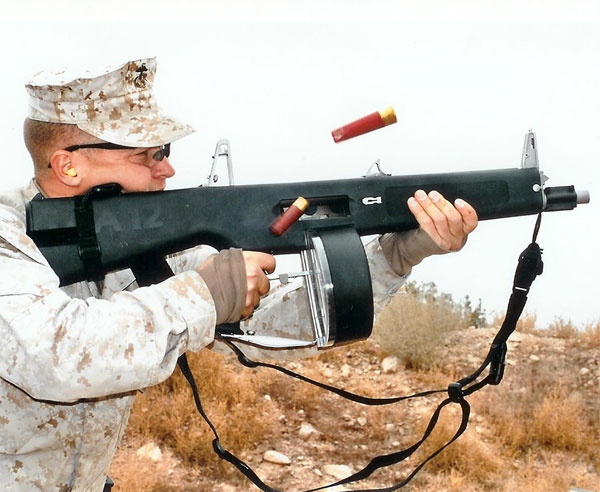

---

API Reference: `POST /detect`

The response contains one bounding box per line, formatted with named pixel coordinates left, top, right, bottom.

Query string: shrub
left=581, top=320, right=600, bottom=348
left=530, top=386, right=588, bottom=451
left=546, top=317, right=579, bottom=339
left=417, top=411, right=502, bottom=486
left=480, top=382, right=593, bottom=456
left=373, top=282, right=476, bottom=370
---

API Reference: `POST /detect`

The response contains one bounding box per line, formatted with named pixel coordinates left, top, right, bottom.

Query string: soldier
left=0, top=57, right=477, bottom=491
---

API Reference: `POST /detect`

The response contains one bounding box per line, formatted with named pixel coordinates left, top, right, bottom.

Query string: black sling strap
left=174, top=214, right=545, bottom=491
left=74, top=184, right=123, bottom=281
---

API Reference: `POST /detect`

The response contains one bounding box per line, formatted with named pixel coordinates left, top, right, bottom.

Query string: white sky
left=1, top=1, right=598, bottom=329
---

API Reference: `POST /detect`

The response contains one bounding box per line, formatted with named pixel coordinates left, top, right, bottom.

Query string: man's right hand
left=241, top=252, right=276, bottom=319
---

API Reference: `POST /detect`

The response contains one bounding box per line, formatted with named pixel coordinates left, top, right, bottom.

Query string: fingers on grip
left=242, top=251, right=276, bottom=318
left=407, top=190, right=478, bottom=252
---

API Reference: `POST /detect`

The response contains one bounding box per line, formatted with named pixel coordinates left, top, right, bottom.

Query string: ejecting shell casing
left=269, top=197, right=309, bottom=237
left=331, top=106, right=397, bottom=143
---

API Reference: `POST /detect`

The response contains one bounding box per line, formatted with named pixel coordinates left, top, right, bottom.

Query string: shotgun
left=25, top=131, right=589, bottom=347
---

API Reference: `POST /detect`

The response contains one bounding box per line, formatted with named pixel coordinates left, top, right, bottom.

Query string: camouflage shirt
left=0, top=180, right=406, bottom=492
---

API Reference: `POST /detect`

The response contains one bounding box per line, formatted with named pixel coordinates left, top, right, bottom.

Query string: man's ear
left=49, top=150, right=82, bottom=187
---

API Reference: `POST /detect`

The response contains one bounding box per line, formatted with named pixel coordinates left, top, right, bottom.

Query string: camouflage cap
left=25, top=57, right=194, bottom=147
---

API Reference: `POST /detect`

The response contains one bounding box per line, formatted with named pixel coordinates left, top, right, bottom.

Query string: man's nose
left=153, top=157, right=175, bottom=179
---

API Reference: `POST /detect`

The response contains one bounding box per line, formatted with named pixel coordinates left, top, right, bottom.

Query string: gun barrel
left=543, top=186, right=591, bottom=212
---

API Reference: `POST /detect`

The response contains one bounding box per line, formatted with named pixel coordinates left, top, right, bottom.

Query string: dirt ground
left=109, top=326, right=600, bottom=492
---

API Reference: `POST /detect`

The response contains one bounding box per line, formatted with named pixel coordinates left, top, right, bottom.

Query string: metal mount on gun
left=206, top=139, right=234, bottom=186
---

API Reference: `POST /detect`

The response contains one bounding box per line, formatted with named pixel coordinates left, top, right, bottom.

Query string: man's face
left=75, top=145, right=175, bottom=192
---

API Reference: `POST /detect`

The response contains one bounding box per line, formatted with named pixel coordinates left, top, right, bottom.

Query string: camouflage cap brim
left=77, top=110, right=195, bottom=147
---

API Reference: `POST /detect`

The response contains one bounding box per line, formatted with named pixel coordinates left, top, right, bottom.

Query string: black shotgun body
left=27, top=167, right=552, bottom=285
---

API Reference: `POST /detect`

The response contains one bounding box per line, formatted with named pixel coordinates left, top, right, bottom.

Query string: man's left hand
left=379, top=189, right=478, bottom=276
left=407, top=189, right=478, bottom=251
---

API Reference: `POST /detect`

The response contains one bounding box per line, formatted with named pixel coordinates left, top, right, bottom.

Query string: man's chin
left=120, top=183, right=166, bottom=193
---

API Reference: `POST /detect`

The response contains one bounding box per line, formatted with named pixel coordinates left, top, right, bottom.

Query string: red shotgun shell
left=331, top=106, right=397, bottom=143
left=269, top=197, right=309, bottom=236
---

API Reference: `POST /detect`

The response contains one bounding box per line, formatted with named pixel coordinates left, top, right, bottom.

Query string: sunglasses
left=48, top=143, right=171, bottom=168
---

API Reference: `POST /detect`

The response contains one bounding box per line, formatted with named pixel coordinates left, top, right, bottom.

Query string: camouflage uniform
left=0, top=178, right=406, bottom=491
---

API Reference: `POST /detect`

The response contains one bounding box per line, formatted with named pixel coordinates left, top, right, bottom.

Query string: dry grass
left=516, top=312, right=538, bottom=333
left=499, top=311, right=600, bottom=348
left=416, top=410, right=503, bottom=486
left=500, top=451, right=599, bottom=492
left=580, top=321, right=600, bottom=349
left=544, top=317, right=600, bottom=348
left=546, top=316, right=580, bottom=339
left=109, top=447, right=193, bottom=492
left=492, top=311, right=539, bottom=333
left=478, top=378, right=598, bottom=466
left=497, top=311, right=600, bottom=350
left=575, top=320, right=600, bottom=349
left=125, top=349, right=280, bottom=475
left=531, top=387, right=590, bottom=451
